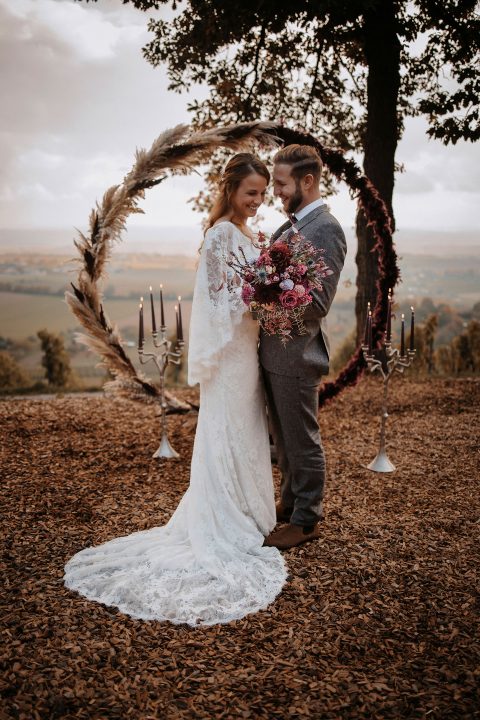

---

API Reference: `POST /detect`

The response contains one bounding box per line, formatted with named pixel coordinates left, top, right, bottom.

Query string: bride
left=64, top=153, right=287, bottom=626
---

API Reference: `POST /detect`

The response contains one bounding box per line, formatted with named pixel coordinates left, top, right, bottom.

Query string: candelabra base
left=366, top=448, right=396, bottom=473
left=152, top=433, right=180, bottom=459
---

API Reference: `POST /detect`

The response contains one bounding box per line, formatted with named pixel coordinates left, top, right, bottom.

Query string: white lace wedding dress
left=64, top=221, right=287, bottom=626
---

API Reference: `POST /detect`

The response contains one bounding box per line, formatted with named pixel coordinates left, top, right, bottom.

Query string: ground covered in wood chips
left=1, top=378, right=479, bottom=720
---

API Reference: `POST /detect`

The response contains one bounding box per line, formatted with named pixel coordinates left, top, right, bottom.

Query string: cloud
left=394, top=190, right=480, bottom=231
left=0, top=0, right=146, bottom=62
left=0, top=0, right=204, bottom=229
left=18, top=148, right=65, bottom=171
left=395, top=169, right=435, bottom=194
left=0, top=0, right=477, bottom=238
left=396, top=117, right=480, bottom=194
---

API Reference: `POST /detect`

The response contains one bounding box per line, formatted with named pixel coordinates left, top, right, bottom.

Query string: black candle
left=138, top=299, right=144, bottom=348
left=363, top=301, right=371, bottom=346
left=177, top=295, right=184, bottom=341
left=400, top=313, right=405, bottom=356
left=175, top=304, right=179, bottom=341
left=160, top=284, right=165, bottom=328
left=386, top=290, right=392, bottom=343
left=149, top=286, right=156, bottom=333
left=410, top=306, right=415, bottom=351
left=368, top=311, right=373, bottom=353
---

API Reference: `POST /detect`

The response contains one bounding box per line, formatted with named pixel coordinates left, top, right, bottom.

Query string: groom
left=261, top=144, right=347, bottom=550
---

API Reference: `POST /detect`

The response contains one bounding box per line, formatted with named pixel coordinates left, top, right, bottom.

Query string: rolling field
left=0, top=252, right=197, bottom=299
left=0, top=292, right=193, bottom=342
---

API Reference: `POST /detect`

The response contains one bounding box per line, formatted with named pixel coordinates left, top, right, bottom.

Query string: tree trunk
left=355, top=1, right=401, bottom=343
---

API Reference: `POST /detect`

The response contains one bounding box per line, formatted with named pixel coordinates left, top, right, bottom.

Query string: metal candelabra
left=138, top=326, right=184, bottom=459
left=361, top=341, right=416, bottom=472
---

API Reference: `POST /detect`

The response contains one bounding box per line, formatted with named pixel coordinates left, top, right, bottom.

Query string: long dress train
left=64, top=221, right=287, bottom=626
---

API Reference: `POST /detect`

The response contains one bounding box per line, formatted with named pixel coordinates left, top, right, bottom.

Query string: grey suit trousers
left=262, top=368, right=325, bottom=526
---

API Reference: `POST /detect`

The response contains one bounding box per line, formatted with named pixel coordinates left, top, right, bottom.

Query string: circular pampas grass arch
left=66, top=121, right=399, bottom=407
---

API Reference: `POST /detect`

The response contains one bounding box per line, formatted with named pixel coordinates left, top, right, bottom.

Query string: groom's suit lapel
left=294, top=204, right=329, bottom=235
left=274, top=205, right=329, bottom=244
left=272, top=220, right=291, bottom=241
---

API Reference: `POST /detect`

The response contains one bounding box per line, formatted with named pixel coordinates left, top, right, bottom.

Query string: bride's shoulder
left=205, top=220, right=239, bottom=244
left=210, top=219, right=236, bottom=233
left=201, top=221, right=238, bottom=257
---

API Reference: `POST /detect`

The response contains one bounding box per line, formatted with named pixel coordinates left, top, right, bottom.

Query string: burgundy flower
left=255, top=250, right=271, bottom=268
left=241, top=283, right=255, bottom=304
left=279, top=289, right=300, bottom=309
left=269, top=242, right=292, bottom=272
left=254, top=283, right=279, bottom=304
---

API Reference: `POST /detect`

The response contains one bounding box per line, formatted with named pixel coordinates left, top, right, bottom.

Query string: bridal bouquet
left=228, top=230, right=333, bottom=344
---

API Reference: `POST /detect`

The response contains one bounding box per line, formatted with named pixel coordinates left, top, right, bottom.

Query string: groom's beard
left=286, top=183, right=304, bottom=215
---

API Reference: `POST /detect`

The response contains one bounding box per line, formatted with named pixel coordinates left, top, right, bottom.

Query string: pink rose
left=300, top=292, right=313, bottom=305
left=241, top=283, right=255, bottom=304
left=297, top=263, right=307, bottom=275
left=294, top=284, right=306, bottom=296
left=279, top=290, right=300, bottom=309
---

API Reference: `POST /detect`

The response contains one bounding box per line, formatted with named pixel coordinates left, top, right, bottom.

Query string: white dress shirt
left=292, top=198, right=326, bottom=223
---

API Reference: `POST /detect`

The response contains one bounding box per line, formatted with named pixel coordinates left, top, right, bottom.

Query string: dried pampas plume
left=65, top=122, right=282, bottom=405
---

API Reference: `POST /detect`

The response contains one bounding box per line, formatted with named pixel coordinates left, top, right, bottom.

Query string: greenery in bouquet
left=228, top=230, right=332, bottom=344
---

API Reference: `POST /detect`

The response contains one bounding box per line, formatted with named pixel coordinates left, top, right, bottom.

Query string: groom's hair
left=273, top=145, right=323, bottom=184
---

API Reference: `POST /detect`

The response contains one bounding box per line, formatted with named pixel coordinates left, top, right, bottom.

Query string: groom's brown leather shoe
left=264, top=523, right=321, bottom=550
left=276, top=501, right=293, bottom=524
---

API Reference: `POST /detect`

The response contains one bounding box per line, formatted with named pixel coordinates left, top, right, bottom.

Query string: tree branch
left=243, top=22, right=267, bottom=116
left=339, top=58, right=363, bottom=99
left=303, top=40, right=323, bottom=120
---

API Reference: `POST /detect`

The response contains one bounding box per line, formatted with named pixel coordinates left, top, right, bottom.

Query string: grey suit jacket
left=259, top=204, right=347, bottom=379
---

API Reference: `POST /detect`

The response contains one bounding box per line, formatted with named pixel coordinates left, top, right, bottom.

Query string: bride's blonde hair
left=205, top=153, right=270, bottom=233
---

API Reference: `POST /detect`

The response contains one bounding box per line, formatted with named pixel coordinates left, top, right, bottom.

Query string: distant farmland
left=0, top=292, right=193, bottom=341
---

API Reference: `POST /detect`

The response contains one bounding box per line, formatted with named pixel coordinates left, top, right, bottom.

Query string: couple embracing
left=64, top=144, right=347, bottom=627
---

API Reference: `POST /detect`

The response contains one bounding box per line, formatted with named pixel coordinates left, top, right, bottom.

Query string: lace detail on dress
left=64, top=221, right=287, bottom=626
left=188, top=222, right=249, bottom=386
left=205, top=227, right=242, bottom=303
left=206, top=233, right=226, bottom=303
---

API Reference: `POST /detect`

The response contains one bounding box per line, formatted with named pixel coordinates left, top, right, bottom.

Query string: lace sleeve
left=187, top=223, right=245, bottom=385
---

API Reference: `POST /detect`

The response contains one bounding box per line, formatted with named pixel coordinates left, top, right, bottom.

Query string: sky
left=0, top=0, right=478, bottom=255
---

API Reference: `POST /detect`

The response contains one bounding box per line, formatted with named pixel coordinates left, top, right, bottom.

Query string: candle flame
left=178, top=295, right=182, bottom=302
left=411, top=306, right=414, bottom=312
left=174, top=304, right=178, bottom=311
left=149, top=285, right=153, bottom=292
left=401, top=313, right=405, bottom=320
left=140, top=296, right=144, bottom=302
left=139, top=303, right=142, bottom=309
left=160, top=283, right=163, bottom=289
left=368, top=310, right=372, bottom=317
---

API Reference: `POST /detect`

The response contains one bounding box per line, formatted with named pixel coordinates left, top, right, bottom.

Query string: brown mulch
left=0, top=378, right=479, bottom=720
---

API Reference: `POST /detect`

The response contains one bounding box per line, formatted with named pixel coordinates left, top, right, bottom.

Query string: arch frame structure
left=66, top=121, right=399, bottom=407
